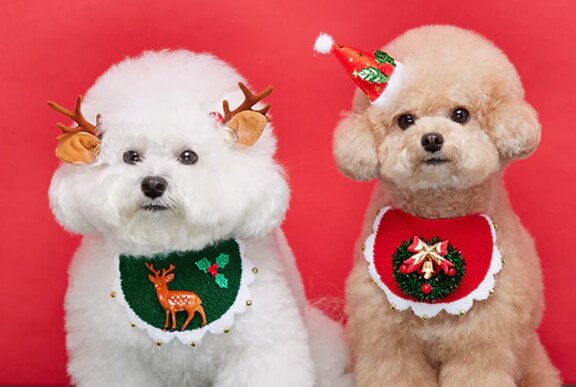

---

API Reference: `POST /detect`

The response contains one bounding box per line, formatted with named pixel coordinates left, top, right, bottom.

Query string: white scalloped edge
left=364, top=206, right=502, bottom=318
left=113, top=239, right=255, bottom=345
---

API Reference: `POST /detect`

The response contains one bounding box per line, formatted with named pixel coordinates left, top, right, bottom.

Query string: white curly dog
left=48, top=50, right=351, bottom=387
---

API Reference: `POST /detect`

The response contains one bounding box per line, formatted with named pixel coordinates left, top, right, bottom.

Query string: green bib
left=112, top=239, right=256, bottom=346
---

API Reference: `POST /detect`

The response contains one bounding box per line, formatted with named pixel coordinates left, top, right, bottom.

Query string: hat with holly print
left=313, top=33, right=404, bottom=106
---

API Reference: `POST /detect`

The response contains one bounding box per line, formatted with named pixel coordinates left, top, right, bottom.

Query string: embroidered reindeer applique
left=145, top=263, right=207, bottom=331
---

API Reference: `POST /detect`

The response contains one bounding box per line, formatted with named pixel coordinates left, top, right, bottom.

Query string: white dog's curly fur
left=49, top=50, right=351, bottom=387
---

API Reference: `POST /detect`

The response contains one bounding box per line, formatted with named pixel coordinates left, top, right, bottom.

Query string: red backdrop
left=1, top=0, right=574, bottom=384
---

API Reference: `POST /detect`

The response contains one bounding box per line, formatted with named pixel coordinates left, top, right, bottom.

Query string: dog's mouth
left=422, top=157, right=451, bottom=166
left=141, top=204, right=170, bottom=212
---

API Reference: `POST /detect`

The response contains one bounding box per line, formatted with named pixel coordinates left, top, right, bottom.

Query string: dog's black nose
left=141, top=176, right=167, bottom=199
left=421, top=133, right=444, bottom=153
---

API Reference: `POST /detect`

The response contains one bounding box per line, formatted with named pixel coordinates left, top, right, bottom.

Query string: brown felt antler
left=48, top=96, right=101, bottom=165
left=222, top=82, right=272, bottom=123
left=48, top=96, right=100, bottom=135
left=222, top=82, right=273, bottom=148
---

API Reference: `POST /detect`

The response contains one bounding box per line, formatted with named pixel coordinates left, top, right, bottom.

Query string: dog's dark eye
left=450, top=107, right=470, bottom=124
left=123, top=150, right=142, bottom=165
left=178, top=150, right=199, bottom=165
left=397, top=114, right=417, bottom=130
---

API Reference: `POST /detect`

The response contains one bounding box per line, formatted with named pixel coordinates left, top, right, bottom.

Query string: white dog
left=48, top=50, right=351, bottom=387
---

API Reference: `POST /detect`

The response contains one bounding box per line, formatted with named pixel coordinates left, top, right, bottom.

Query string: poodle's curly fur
left=334, top=25, right=561, bottom=386
left=49, top=50, right=351, bottom=387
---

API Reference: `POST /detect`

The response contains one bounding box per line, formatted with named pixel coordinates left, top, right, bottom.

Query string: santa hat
left=313, top=33, right=404, bottom=106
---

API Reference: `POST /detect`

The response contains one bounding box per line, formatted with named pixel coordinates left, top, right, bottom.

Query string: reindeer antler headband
left=48, top=83, right=274, bottom=164
left=48, top=96, right=101, bottom=165
left=217, top=82, right=273, bottom=148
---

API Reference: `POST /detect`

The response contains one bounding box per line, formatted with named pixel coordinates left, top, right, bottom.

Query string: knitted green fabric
left=119, top=239, right=242, bottom=331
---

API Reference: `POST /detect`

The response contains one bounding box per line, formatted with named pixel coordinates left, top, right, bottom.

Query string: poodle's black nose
left=421, top=133, right=444, bottom=153
left=141, top=176, right=168, bottom=199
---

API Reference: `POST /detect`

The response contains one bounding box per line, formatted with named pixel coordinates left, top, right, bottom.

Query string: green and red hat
left=313, top=33, right=404, bottom=106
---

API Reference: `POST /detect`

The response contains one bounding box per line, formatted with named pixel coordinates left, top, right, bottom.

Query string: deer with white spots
left=145, top=263, right=207, bottom=331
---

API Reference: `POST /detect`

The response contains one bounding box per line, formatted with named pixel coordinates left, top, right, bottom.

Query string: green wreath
left=392, top=237, right=466, bottom=302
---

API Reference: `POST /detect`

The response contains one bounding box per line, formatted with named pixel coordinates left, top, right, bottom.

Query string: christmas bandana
left=364, top=207, right=502, bottom=318
left=112, top=239, right=255, bottom=346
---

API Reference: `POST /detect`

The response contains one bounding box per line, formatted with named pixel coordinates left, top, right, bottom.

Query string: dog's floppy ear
left=487, top=98, right=541, bottom=160
left=333, top=90, right=379, bottom=180
left=49, top=165, right=99, bottom=234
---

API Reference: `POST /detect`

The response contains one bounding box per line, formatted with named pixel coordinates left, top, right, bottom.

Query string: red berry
left=207, top=263, right=219, bottom=277
left=421, top=283, right=432, bottom=294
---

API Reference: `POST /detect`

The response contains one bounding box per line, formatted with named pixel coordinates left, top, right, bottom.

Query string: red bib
left=364, top=206, right=502, bottom=318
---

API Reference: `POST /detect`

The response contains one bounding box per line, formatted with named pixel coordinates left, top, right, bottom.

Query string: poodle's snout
left=141, top=176, right=168, bottom=199
left=421, top=133, right=444, bottom=153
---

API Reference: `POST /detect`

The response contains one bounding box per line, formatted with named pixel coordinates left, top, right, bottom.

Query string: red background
left=1, top=0, right=574, bottom=385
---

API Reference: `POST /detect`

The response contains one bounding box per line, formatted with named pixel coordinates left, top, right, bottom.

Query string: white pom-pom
left=314, top=33, right=334, bottom=54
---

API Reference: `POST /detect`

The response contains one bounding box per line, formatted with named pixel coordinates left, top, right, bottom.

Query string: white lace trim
left=364, top=206, right=502, bottom=318
left=113, top=239, right=255, bottom=345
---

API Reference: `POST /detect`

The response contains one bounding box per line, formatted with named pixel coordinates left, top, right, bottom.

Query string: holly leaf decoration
left=374, top=50, right=396, bottom=66
left=216, top=253, right=230, bottom=269
left=195, top=258, right=211, bottom=273
left=215, top=274, right=229, bottom=289
left=357, top=67, right=389, bottom=84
